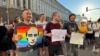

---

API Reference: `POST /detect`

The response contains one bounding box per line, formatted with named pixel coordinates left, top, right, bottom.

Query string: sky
left=58, top=0, right=100, bottom=21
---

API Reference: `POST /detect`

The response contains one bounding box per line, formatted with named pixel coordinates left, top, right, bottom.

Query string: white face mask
left=26, top=27, right=38, bottom=45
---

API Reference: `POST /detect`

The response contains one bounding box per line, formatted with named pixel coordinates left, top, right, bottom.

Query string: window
left=13, top=0, right=15, bottom=6
left=23, top=0, right=26, bottom=9
left=2, top=0, right=6, bottom=6
left=17, top=0, right=20, bottom=8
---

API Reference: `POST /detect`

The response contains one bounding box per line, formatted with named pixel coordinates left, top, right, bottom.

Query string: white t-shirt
left=93, top=23, right=100, bottom=37
left=35, top=21, right=47, bottom=29
left=87, top=24, right=93, bottom=33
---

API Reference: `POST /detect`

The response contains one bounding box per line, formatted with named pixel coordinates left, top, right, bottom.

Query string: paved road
left=61, top=42, right=100, bottom=56
left=78, top=49, right=100, bottom=56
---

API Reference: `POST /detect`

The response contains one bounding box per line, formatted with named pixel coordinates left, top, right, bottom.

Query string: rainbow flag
left=16, top=25, right=43, bottom=48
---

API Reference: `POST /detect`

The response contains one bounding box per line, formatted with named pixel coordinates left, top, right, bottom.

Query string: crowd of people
left=0, top=9, right=100, bottom=56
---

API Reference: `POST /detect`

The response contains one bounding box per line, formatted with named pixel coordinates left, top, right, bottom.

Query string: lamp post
left=6, top=0, right=10, bottom=25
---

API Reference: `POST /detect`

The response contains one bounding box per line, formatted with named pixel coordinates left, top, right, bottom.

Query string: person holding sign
left=44, top=12, right=63, bottom=56
left=12, top=9, right=39, bottom=56
left=63, top=13, right=79, bottom=56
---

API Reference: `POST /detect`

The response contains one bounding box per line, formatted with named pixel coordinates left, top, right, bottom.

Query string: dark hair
left=13, top=16, right=19, bottom=24
left=88, top=20, right=91, bottom=22
left=14, top=19, right=18, bottom=24
left=98, top=18, right=100, bottom=22
left=69, top=13, right=76, bottom=19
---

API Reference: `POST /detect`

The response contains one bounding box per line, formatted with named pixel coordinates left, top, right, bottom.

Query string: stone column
left=14, top=0, right=17, bottom=8
left=25, top=0, right=28, bottom=9
left=20, top=0, right=23, bottom=9
left=30, top=0, right=33, bottom=11
left=9, top=0, right=14, bottom=7
left=0, top=0, right=2, bottom=6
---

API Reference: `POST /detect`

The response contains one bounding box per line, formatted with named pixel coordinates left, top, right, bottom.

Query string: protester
left=86, top=21, right=95, bottom=45
left=7, top=22, right=16, bottom=56
left=12, top=9, right=38, bottom=56
left=78, top=21, right=88, bottom=49
left=35, top=14, right=48, bottom=56
left=35, top=14, right=47, bottom=29
left=44, top=12, right=63, bottom=56
left=63, top=13, right=79, bottom=56
left=0, top=26, right=8, bottom=56
left=92, top=18, right=100, bottom=54
left=0, top=17, right=4, bottom=26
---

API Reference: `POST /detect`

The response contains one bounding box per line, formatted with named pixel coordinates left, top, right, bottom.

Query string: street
left=78, top=49, right=99, bottom=56
left=61, top=42, right=100, bottom=56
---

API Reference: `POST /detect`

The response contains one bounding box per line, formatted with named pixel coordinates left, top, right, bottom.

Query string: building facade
left=0, top=0, right=71, bottom=22
left=76, top=15, right=81, bottom=23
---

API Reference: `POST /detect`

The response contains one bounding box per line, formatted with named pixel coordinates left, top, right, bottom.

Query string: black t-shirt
left=63, top=22, right=78, bottom=42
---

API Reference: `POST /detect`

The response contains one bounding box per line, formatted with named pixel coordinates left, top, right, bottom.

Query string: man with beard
left=12, top=9, right=38, bottom=56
